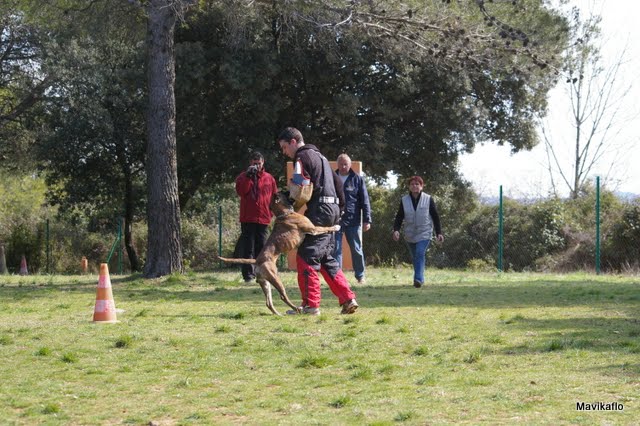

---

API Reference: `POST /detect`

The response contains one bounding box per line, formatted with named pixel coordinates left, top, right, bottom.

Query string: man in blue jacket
left=334, top=154, right=372, bottom=284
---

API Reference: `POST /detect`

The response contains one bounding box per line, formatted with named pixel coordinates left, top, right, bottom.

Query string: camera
left=246, top=164, right=259, bottom=177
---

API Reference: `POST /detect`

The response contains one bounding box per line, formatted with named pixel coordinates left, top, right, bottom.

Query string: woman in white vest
left=392, top=176, right=444, bottom=287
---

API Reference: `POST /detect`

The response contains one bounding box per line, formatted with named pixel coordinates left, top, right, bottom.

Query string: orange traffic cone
left=19, top=255, right=28, bottom=275
left=93, top=263, right=117, bottom=323
left=81, top=256, right=88, bottom=274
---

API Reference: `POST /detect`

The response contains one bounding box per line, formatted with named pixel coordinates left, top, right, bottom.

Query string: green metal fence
left=3, top=177, right=638, bottom=275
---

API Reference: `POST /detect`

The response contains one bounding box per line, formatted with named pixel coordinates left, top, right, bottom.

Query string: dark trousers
left=239, top=222, right=269, bottom=280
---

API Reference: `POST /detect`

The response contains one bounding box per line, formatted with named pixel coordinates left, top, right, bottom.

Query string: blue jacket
left=336, top=168, right=372, bottom=227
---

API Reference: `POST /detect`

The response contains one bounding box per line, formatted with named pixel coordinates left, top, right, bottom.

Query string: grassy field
left=0, top=268, right=638, bottom=425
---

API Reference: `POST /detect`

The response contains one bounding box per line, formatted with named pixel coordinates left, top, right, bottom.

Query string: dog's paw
left=333, top=225, right=341, bottom=232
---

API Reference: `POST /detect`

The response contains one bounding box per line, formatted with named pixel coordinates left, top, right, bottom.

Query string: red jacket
left=235, top=169, right=277, bottom=225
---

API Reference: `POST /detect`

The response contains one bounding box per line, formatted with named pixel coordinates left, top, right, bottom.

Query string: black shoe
left=413, top=280, right=423, bottom=288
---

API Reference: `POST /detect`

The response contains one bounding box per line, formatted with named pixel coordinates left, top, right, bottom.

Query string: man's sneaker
left=340, top=299, right=359, bottom=314
left=356, top=277, right=366, bottom=285
left=302, top=306, right=320, bottom=315
left=286, top=306, right=320, bottom=316
left=413, top=280, right=423, bottom=288
left=244, top=276, right=255, bottom=283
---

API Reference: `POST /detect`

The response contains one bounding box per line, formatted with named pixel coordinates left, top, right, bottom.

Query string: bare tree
left=540, top=8, right=634, bottom=199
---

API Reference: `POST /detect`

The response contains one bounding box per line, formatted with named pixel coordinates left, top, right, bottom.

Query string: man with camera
left=234, top=151, right=278, bottom=282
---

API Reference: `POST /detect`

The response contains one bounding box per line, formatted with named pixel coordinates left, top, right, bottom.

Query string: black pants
left=239, top=222, right=269, bottom=280
left=297, top=232, right=340, bottom=277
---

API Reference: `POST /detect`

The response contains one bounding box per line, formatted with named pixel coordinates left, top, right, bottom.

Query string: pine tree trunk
left=143, top=0, right=183, bottom=278
left=0, top=244, right=7, bottom=274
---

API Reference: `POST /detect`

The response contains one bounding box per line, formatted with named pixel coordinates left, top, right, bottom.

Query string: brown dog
left=218, top=191, right=340, bottom=315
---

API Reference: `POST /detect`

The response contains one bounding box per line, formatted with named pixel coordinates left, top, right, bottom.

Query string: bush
left=2, top=170, right=636, bottom=275
left=603, top=201, right=640, bottom=271
left=5, top=223, right=44, bottom=273
left=466, top=258, right=496, bottom=272
left=181, top=218, right=218, bottom=271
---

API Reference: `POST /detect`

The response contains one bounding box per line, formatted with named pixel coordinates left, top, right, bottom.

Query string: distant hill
left=616, top=192, right=639, bottom=202
left=479, top=192, right=639, bottom=205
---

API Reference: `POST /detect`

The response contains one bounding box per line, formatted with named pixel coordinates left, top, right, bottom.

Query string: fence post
left=106, top=219, right=122, bottom=267
left=218, top=205, right=222, bottom=268
left=118, top=217, right=124, bottom=275
left=46, top=219, right=50, bottom=274
left=498, top=185, right=503, bottom=272
left=595, top=176, right=601, bottom=275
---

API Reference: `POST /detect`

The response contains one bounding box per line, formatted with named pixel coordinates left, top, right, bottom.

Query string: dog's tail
left=217, top=256, right=257, bottom=265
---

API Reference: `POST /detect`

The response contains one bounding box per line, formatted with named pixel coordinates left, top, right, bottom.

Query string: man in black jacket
left=277, top=127, right=358, bottom=315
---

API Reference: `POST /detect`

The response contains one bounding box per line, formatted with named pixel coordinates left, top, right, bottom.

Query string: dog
left=218, top=191, right=340, bottom=315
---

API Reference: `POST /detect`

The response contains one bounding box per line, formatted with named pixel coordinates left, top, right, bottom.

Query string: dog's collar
left=276, top=209, right=293, bottom=219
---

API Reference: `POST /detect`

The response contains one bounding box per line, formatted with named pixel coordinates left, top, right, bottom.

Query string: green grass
left=0, top=269, right=638, bottom=424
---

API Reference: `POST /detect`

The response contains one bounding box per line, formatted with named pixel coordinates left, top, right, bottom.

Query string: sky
left=458, top=0, right=640, bottom=198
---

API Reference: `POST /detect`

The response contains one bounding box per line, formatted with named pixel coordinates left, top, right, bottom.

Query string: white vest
left=401, top=193, right=432, bottom=243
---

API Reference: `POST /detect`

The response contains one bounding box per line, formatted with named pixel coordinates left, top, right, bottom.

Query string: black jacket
left=295, top=144, right=345, bottom=226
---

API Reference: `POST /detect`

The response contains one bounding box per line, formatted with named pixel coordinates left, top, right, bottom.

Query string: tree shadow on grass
left=2, top=276, right=638, bottom=309
left=2, top=275, right=638, bottom=357
left=497, top=316, right=640, bottom=355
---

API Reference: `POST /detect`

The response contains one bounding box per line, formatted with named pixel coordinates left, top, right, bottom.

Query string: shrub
left=181, top=218, right=218, bottom=271
left=603, top=201, right=640, bottom=271
left=466, top=258, right=495, bottom=272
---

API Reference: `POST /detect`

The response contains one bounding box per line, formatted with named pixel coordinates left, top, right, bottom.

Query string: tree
left=39, top=24, right=147, bottom=271
left=150, top=0, right=566, bottom=277
left=124, top=0, right=196, bottom=277
left=540, top=8, right=634, bottom=199
left=172, top=1, right=567, bottom=196
left=4, top=0, right=568, bottom=278
left=0, top=4, right=50, bottom=171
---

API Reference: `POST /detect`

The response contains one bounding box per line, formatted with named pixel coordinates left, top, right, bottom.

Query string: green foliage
left=442, top=204, right=499, bottom=269
left=60, top=352, right=78, bottom=363
left=501, top=198, right=566, bottom=270
left=466, top=258, right=496, bottom=273
left=41, top=403, right=61, bottom=415
left=603, top=201, right=640, bottom=271
left=173, top=2, right=567, bottom=200
left=0, top=7, right=50, bottom=172
left=5, top=223, right=43, bottom=273
left=0, top=172, right=52, bottom=272
left=181, top=218, right=218, bottom=271
left=39, top=24, right=147, bottom=218
left=297, top=355, right=331, bottom=369
left=364, top=183, right=405, bottom=266
left=1, top=2, right=636, bottom=276
left=0, top=173, right=49, bottom=236
left=329, top=394, right=352, bottom=408
left=114, top=335, right=134, bottom=349
left=35, top=347, right=51, bottom=356
left=2, top=168, right=637, bottom=274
